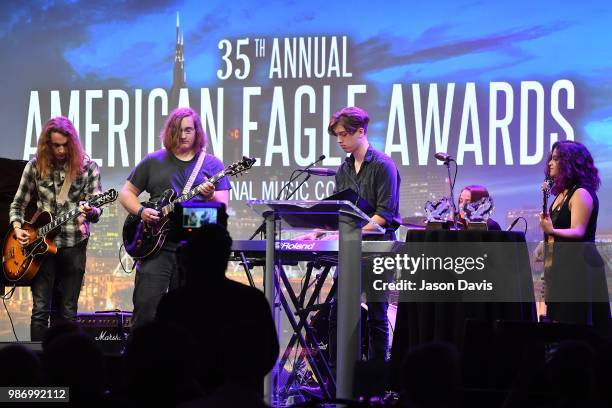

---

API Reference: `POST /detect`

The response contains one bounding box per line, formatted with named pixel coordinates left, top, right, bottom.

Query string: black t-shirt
left=127, top=149, right=231, bottom=200
left=127, top=149, right=231, bottom=245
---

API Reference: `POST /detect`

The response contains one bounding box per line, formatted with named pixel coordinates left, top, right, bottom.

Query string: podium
left=247, top=200, right=384, bottom=403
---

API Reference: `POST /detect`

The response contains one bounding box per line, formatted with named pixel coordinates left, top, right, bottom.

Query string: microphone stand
left=248, top=159, right=322, bottom=240
left=242, top=164, right=317, bottom=286
left=444, top=158, right=459, bottom=230
left=284, top=172, right=311, bottom=200
left=247, top=170, right=305, bottom=240
left=242, top=173, right=304, bottom=286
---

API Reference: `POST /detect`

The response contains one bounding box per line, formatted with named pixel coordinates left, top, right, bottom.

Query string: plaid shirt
left=9, top=157, right=102, bottom=248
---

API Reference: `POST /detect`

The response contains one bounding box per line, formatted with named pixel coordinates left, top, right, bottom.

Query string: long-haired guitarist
left=119, top=107, right=230, bottom=329
left=8, top=116, right=103, bottom=341
left=538, top=140, right=610, bottom=330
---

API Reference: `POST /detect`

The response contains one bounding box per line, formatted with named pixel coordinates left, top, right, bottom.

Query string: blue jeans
left=30, top=239, right=87, bottom=341
left=131, top=247, right=181, bottom=330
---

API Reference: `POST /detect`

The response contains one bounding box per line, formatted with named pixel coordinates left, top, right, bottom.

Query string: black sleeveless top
left=550, top=185, right=598, bottom=242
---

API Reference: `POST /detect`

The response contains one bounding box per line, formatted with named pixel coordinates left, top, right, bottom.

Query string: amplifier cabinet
left=76, top=311, right=132, bottom=354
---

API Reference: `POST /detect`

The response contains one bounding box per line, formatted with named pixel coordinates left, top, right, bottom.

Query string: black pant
left=329, top=233, right=396, bottom=371
left=329, top=299, right=390, bottom=361
left=30, top=239, right=87, bottom=341
left=131, top=247, right=181, bottom=330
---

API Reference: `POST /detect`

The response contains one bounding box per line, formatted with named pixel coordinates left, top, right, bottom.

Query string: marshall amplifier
left=77, top=311, right=132, bottom=354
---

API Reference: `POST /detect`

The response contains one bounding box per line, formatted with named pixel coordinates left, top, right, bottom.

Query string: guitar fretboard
left=37, top=206, right=84, bottom=236
left=35, top=192, right=113, bottom=236
left=542, top=178, right=553, bottom=242
left=160, top=171, right=227, bottom=215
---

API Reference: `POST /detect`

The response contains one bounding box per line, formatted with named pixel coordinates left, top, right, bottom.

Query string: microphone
left=304, top=167, right=337, bottom=176
left=506, top=216, right=527, bottom=235
left=434, top=152, right=453, bottom=162
left=279, top=155, right=326, bottom=200
left=506, top=218, right=520, bottom=231
left=435, top=151, right=458, bottom=229
left=304, top=155, right=326, bottom=170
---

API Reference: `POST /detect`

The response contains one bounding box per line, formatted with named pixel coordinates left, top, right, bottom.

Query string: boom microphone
left=434, top=152, right=453, bottom=162
left=306, top=155, right=326, bottom=170
left=304, top=167, right=337, bottom=176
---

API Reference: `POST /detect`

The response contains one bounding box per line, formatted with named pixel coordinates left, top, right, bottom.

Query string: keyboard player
left=309, top=106, right=402, bottom=370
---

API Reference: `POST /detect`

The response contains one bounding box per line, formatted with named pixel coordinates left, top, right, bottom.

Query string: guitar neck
left=543, top=192, right=549, bottom=241
left=38, top=206, right=83, bottom=237
left=160, top=170, right=226, bottom=214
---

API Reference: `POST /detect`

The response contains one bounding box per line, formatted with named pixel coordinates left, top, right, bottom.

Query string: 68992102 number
left=1, top=387, right=69, bottom=402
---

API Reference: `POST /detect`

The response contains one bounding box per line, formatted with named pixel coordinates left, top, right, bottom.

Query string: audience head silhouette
left=126, top=321, right=201, bottom=406
left=178, top=223, right=232, bottom=283
left=401, top=342, right=460, bottom=408
left=0, top=344, right=42, bottom=386
left=43, top=332, right=106, bottom=405
left=547, top=340, right=595, bottom=403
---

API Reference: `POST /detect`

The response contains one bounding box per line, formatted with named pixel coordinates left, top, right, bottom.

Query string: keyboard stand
left=248, top=200, right=384, bottom=403
left=238, top=252, right=337, bottom=398
left=276, top=260, right=337, bottom=399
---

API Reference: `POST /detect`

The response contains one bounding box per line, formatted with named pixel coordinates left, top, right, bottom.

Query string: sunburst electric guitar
left=2, top=189, right=118, bottom=283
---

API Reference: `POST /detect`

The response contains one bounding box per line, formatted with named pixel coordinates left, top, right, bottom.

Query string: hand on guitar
left=79, top=201, right=101, bottom=219
left=197, top=180, right=215, bottom=200
left=533, top=241, right=544, bottom=262
left=539, top=212, right=554, bottom=235
left=14, top=227, right=30, bottom=246
left=141, top=208, right=161, bottom=225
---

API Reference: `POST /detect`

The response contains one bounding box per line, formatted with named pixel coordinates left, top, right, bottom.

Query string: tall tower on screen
left=169, top=11, right=186, bottom=107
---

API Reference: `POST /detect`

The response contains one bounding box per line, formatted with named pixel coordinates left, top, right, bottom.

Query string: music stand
left=248, top=199, right=383, bottom=402
left=324, top=188, right=374, bottom=215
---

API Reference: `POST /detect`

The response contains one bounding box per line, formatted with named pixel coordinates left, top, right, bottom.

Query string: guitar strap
left=550, top=184, right=578, bottom=225
left=56, top=168, right=74, bottom=206
left=182, top=150, right=206, bottom=195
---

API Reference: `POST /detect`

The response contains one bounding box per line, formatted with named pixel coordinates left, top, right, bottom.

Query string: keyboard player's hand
left=320, top=232, right=338, bottom=241
left=295, top=229, right=327, bottom=240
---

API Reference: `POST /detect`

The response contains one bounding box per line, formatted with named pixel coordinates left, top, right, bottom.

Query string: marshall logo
left=276, top=241, right=316, bottom=251
left=95, top=331, right=122, bottom=341
left=78, top=312, right=131, bottom=353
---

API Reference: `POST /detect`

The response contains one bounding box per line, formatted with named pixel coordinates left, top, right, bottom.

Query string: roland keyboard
left=231, top=239, right=403, bottom=263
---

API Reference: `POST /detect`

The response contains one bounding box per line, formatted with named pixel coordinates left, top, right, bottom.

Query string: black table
left=388, top=229, right=537, bottom=389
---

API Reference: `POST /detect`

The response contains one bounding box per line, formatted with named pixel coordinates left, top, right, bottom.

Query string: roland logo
left=276, top=241, right=316, bottom=251
left=95, top=331, right=122, bottom=341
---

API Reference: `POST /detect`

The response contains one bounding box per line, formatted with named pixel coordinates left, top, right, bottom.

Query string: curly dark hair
left=545, top=140, right=600, bottom=195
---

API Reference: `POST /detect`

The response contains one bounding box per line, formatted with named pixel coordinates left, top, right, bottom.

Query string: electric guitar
left=541, top=177, right=554, bottom=301
left=122, top=156, right=256, bottom=260
left=2, top=189, right=119, bottom=283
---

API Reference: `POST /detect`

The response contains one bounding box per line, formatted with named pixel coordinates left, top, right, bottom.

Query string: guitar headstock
left=225, top=156, right=257, bottom=177
left=541, top=177, right=553, bottom=215
left=89, top=189, right=119, bottom=208
left=541, top=177, right=553, bottom=197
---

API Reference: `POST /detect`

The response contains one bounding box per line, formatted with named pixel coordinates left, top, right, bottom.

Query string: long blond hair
left=35, top=117, right=85, bottom=180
